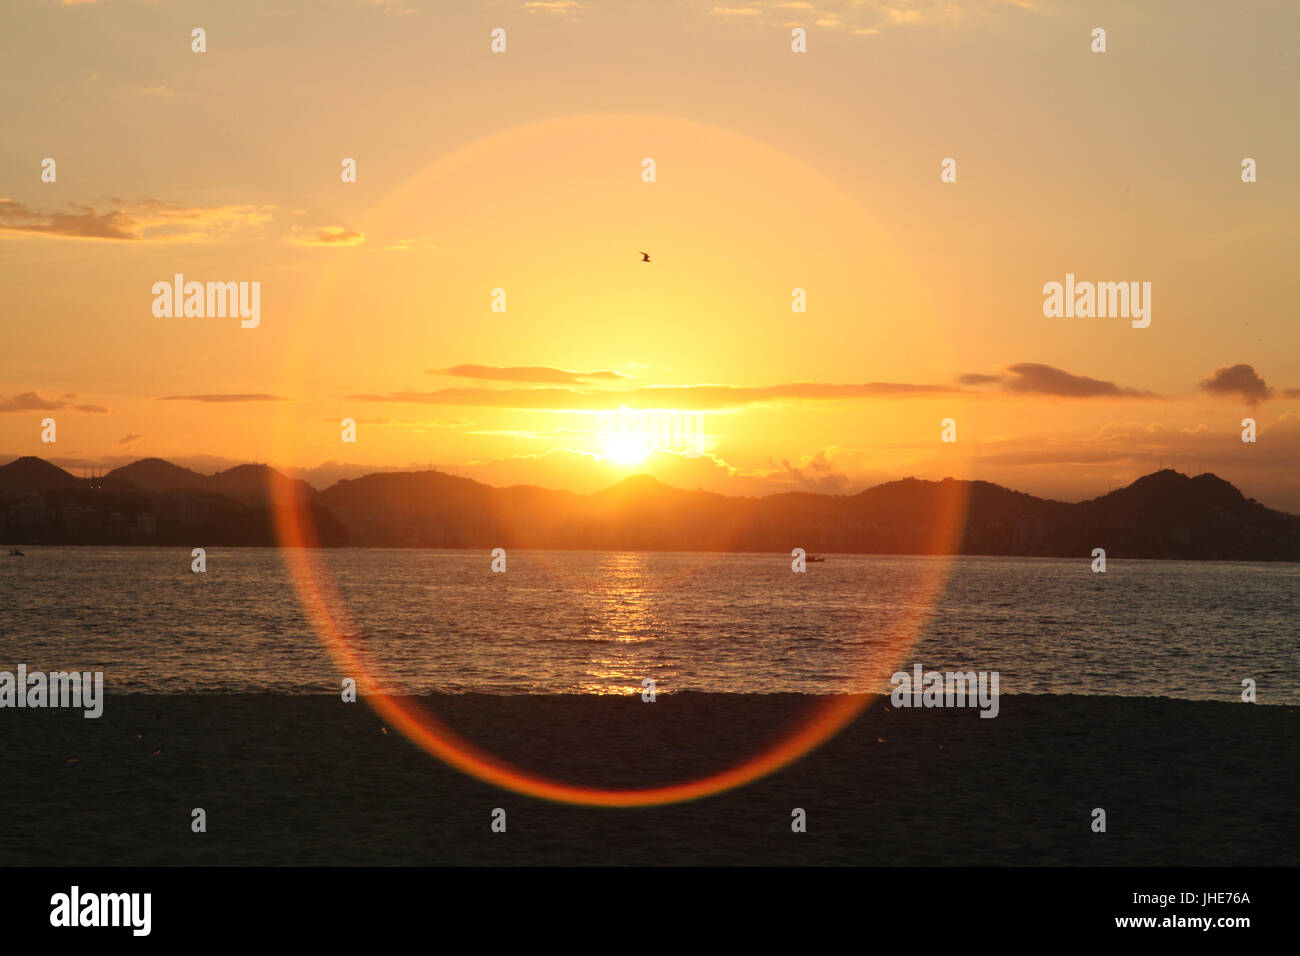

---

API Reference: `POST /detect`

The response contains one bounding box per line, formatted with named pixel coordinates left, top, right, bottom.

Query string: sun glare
left=601, top=432, right=652, bottom=466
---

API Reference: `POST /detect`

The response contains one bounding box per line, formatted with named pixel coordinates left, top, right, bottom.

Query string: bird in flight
left=638, top=251, right=651, bottom=262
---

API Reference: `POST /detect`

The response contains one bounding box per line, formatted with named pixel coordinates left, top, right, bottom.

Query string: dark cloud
left=0, top=391, right=109, bottom=413
left=1000, top=363, right=1156, bottom=398
left=1198, top=364, right=1276, bottom=405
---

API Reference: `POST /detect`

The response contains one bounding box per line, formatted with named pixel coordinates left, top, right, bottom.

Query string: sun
left=601, top=432, right=652, bottom=466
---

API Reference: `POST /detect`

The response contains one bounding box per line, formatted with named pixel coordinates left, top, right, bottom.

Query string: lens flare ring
left=271, top=113, right=971, bottom=807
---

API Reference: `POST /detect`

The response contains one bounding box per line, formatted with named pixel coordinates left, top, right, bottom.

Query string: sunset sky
left=2, top=0, right=1297, bottom=508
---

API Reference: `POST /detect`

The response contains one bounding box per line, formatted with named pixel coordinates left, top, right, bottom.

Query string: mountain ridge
left=1, top=457, right=1297, bottom=559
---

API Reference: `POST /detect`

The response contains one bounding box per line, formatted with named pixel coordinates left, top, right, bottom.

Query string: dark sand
left=1, top=693, right=1293, bottom=865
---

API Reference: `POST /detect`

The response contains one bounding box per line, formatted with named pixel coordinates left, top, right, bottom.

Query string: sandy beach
left=0, top=693, right=1293, bottom=866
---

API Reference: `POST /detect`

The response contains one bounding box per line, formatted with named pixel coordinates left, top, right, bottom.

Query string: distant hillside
left=106, top=457, right=209, bottom=493
left=2, top=456, right=343, bottom=546
left=106, top=458, right=316, bottom=508
left=3, top=457, right=1299, bottom=559
left=321, top=465, right=1300, bottom=560
left=0, top=456, right=81, bottom=494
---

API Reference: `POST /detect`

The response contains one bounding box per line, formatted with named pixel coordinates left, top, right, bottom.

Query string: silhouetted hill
left=318, top=464, right=1299, bottom=559
left=4, top=457, right=1298, bottom=559
left=106, top=458, right=315, bottom=508
left=207, top=464, right=316, bottom=508
left=107, top=457, right=209, bottom=493
left=0, top=456, right=80, bottom=494
left=2, top=456, right=344, bottom=547
left=1069, top=469, right=1297, bottom=560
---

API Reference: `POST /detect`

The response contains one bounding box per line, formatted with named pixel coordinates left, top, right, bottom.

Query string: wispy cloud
left=381, top=235, right=438, bottom=252
left=429, top=364, right=632, bottom=385
left=0, top=198, right=274, bottom=243
left=523, top=0, right=585, bottom=13
left=350, top=380, right=960, bottom=411
left=157, top=394, right=291, bottom=403
left=961, top=363, right=1158, bottom=399
left=707, top=0, right=1040, bottom=34
left=315, top=417, right=472, bottom=428
left=288, top=226, right=365, bottom=247
left=0, top=391, right=107, bottom=413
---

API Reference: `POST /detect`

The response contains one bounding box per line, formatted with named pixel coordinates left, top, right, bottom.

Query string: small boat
left=8, top=548, right=24, bottom=556
left=806, top=554, right=825, bottom=563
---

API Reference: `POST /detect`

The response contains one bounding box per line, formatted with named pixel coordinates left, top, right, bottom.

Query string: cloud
left=0, top=391, right=107, bottom=413
left=523, top=0, right=584, bottom=12
left=382, top=235, right=438, bottom=251
left=157, top=394, right=291, bottom=403
left=703, top=0, right=1038, bottom=34
left=316, top=417, right=472, bottom=428
left=996, top=363, right=1156, bottom=398
left=885, top=7, right=924, bottom=22
left=1198, top=364, right=1275, bottom=405
left=429, top=364, right=632, bottom=385
left=773, top=450, right=851, bottom=493
left=956, top=372, right=1003, bottom=385
left=118, top=434, right=143, bottom=444
left=0, top=198, right=275, bottom=242
left=0, top=392, right=63, bottom=412
left=350, top=380, right=961, bottom=410
left=288, top=226, right=365, bottom=247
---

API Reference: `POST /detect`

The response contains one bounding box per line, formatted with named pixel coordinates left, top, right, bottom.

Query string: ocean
left=1, top=548, right=1295, bottom=702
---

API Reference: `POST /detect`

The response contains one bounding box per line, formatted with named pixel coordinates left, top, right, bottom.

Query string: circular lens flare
left=269, top=114, right=974, bottom=807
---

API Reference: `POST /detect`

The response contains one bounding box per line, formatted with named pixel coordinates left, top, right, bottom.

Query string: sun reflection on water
left=574, top=552, right=666, bottom=694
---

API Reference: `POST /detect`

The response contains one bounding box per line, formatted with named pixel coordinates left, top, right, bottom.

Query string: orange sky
left=2, top=0, right=1297, bottom=508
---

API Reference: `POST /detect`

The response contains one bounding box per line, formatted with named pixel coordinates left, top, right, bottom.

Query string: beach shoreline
left=1, top=693, right=1293, bottom=866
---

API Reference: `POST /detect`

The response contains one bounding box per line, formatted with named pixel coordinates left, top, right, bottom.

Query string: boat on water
left=806, top=554, right=825, bottom=563
left=8, top=548, right=24, bottom=556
